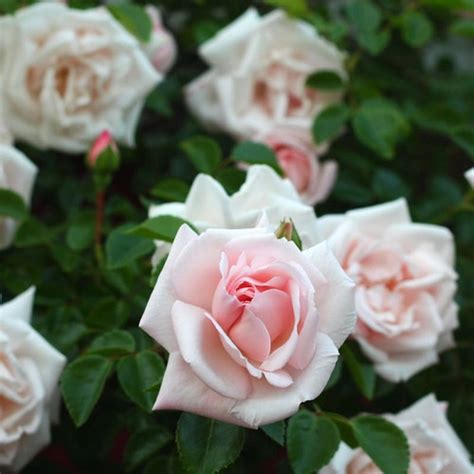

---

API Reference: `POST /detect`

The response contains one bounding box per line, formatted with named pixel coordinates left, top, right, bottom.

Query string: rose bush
left=0, top=0, right=473, bottom=473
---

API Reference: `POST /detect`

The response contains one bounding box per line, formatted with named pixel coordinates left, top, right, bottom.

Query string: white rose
left=149, top=165, right=320, bottom=264
left=0, top=129, right=37, bottom=249
left=0, top=3, right=160, bottom=152
left=185, top=8, right=346, bottom=141
left=321, top=394, right=473, bottom=474
left=0, top=287, right=66, bottom=472
left=465, top=167, right=474, bottom=187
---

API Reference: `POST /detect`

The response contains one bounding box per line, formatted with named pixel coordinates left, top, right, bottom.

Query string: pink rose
left=140, top=224, right=355, bottom=427
left=259, top=128, right=337, bottom=205
left=319, top=199, right=458, bottom=382
left=465, top=167, right=474, bottom=187
left=144, top=6, right=177, bottom=74
left=321, top=394, right=473, bottom=474
left=185, top=8, right=346, bottom=141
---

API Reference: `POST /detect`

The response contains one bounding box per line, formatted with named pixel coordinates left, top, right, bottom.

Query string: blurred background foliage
left=0, top=0, right=473, bottom=472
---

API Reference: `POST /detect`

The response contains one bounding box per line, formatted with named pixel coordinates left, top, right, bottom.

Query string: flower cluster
left=0, top=2, right=472, bottom=473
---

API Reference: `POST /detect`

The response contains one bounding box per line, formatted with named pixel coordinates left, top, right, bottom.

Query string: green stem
left=94, top=190, right=105, bottom=267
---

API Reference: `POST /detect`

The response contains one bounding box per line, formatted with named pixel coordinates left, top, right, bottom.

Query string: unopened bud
left=86, top=130, right=120, bottom=171
left=275, top=218, right=303, bottom=250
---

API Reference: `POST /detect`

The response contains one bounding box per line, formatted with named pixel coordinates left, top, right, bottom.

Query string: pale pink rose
left=318, top=199, right=458, bottom=382
left=465, top=167, right=474, bottom=187
left=140, top=225, right=355, bottom=428
left=0, top=288, right=66, bottom=471
left=321, top=394, right=473, bottom=474
left=144, top=6, right=177, bottom=74
left=86, top=130, right=118, bottom=168
left=259, top=128, right=337, bottom=205
left=0, top=3, right=159, bottom=152
left=185, top=8, right=346, bottom=141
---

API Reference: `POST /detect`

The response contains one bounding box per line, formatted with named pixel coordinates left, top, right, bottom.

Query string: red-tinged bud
left=86, top=130, right=119, bottom=169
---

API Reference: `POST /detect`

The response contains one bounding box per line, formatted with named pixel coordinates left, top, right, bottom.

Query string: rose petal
left=171, top=301, right=251, bottom=400
left=0, top=287, right=35, bottom=324
left=229, top=308, right=271, bottom=362
left=139, top=225, right=198, bottom=352
left=230, top=332, right=339, bottom=427
left=154, top=353, right=248, bottom=427
left=304, top=241, right=356, bottom=348
left=249, top=289, right=293, bottom=341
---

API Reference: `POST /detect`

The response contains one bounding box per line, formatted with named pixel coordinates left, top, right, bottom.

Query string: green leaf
left=14, top=218, right=50, bottom=247
left=60, top=355, right=113, bottom=427
left=287, top=410, right=340, bottom=474
left=144, top=455, right=184, bottom=474
left=107, top=3, right=152, bottom=42
left=306, top=70, right=345, bottom=91
left=421, top=0, right=474, bottom=10
left=231, top=141, right=282, bottom=174
left=372, top=168, right=410, bottom=200
left=87, top=330, right=136, bottom=357
left=214, top=168, right=246, bottom=195
left=345, top=0, right=390, bottom=55
left=0, top=189, right=28, bottom=220
left=400, top=11, right=434, bottom=47
left=35, top=307, right=88, bottom=354
left=324, top=412, right=359, bottom=449
left=450, top=19, right=474, bottom=38
left=117, top=351, right=165, bottom=412
left=181, top=136, right=222, bottom=174
left=261, top=421, right=286, bottom=446
left=352, top=98, right=410, bottom=159
left=450, top=125, right=474, bottom=159
left=151, top=178, right=190, bottom=202
left=341, top=345, right=376, bottom=399
left=265, top=0, right=310, bottom=17
left=124, top=426, right=173, bottom=472
left=346, top=0, right=382, bottom=32
left=352, top=416, right=410, bottom=474
left=312, top=104, right=350, bottom=143
left=66, top=211, right=95, bottom=251
left=177, top=413, right=245, bottom=474
left=85, top=298, right=129, bottom=329
left=333, top=177, right=373, bottom=205
left=358, top=29, right=391, bottom=56
left=126, top=215, right=197, bottom=241
left=105, top=225, right=155, bottom=270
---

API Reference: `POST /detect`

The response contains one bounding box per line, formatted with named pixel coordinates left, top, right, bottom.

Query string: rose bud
left=275, top=218, right=302, bottom=249
left=86, top=130, right=120, bottom=173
